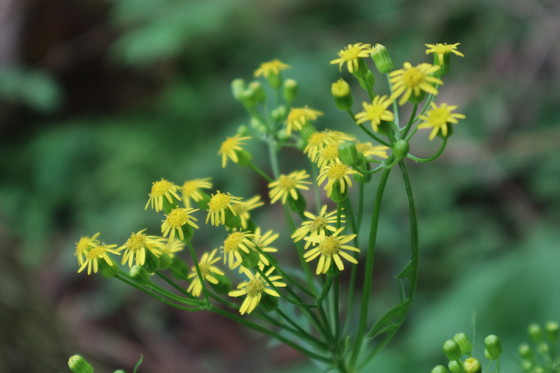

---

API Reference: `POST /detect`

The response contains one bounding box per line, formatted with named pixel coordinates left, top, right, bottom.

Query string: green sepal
left=408, top=90, right=426, bottom=104
left=235, top=149, right=252, bottom=167
left=283, top=79, right=298, bottom=103
left=453, top=333, right=472, bottom=355
left=484, top=334, right=502, bottom=359
left=267, top=73, right=282, bottom=89
left=130, top=265, right=150, bottom=284
left=224, top=211, right=243, bottom=230
left=195, top=191, right=211, bottom=210
left=329, top=182, right=348, bottom=203
left=300, top=123, right=317, bottom=143
left=162, top=197, right=180, bottom=214
left=371, top=44, right=394, bottom=74
left=433, top=53, right=450, bottom=77
left=170, top=257, right=189, bottom=280
left=68, top=355, right=94, bottom=373
left=288, top=190, right=307, bottom=215
left=209, top=274, right=232, bottom=294
left=99, top=258, right=118, bottom=278
left=143, top=249, right=160, bottom=273
left=241, top=250, right=261, bottom=269
left=392, top=140, right=409, bottom=161
left=376, top=121, right=393, bottom=137
left=260, top=293, right=279, bottom=312
left=157, top=253, right=172, bottom=270
left=339, top=142, right=362, bottom=167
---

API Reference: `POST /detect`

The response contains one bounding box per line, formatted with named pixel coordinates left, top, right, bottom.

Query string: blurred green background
left=0, top=0, right=559, bottom=372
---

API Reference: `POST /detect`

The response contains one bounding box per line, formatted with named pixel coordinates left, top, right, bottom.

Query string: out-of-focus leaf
left=0, top=67, right=62, bottom=112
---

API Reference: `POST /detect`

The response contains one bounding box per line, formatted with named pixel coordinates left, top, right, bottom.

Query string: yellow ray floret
left=425, top=43, right=464, bottom=65
left=182, top=178, right=212, bottom=208
left=145, top=179, right=182, bottom=211
left=254, top=59, right=291, bottom=78
left=389, top=62, right=443, bottom=105
left=417, top=102, right=466, bottom=140
left=355, top=95, right=395, bottom=132
left=161, top=208, right=199, bottom=241
left=303, top=227, right=359, bottom=275
left=187, top=249, right=224, bottom=297
left=229, top=267, right=286, bottom=315
left=268, top=170, right=312, bottom=204
left=218, top=134, right=251, bottom=168
left=330, top=43, right=372, bottom=73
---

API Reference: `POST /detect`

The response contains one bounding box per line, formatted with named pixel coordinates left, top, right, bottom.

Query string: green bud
left=463, top=357, right=481, bottom=373
left=209, top=273, right=232, bottom=294
left=392, top=140, right=409, bottom=161
left=250, top=117, right=267, bottom=135
left=68, top=355, right=94, bottom=373
left=248, top=81, right=266, bottom=104
left=521, top=359, right=533, bottom=372
left=532, top=367, right=545, bottom=373
left=288, top=190, right=307, bottom=215
left=545, top=321, right=559, bottom=341
left=271, top=106, right=287, bottom=122
left=114, top=370, right=125, bottom=373
left=143, top=249, right=160, bottom=273
left=432, top=365, right=450, bottom=373
left=453, top=333, right=472, bottom=355
left=484, top=335, right=502, bottom=359
left=237, top=125, right=250, bottom=137
left=158, top=253, right=172, bottom=271
left=518, top=343, right=532, bottom=359
left=537, top=342, right=549, bottom=355
left=443, top=339, right=462, bottom=361
left=283, top=79, right=298, bottom=103
left=448, top=360, right=463, bottom=373
left=231, top=79, right=246, bottom=101
left=331, top=78, right=353, bottom=111
left=371, top=43, right=394, bottom=74
left=99, top=257, right=118, bottom=278
left=170, top=257, right=189, bottom=280
left=528, top=323, right=542, bottom=342
left=339, top=142, right=362, bottom=167
left=267, top=72, right=282, bottom=89
left=130, top=265, right=150, bottom=284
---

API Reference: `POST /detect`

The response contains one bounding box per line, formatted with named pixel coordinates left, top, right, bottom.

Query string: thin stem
left=156, top=271, right=194, bottom=298
left=346, top=109, right=390, bottom=147
left=386, top=74, right=399, bottom=127
left=249, top=161, right=273, bottom=182
left=407, top=138, right=448, bottom=163
left=401, top=103, right=418, bottom=139
left=275, top=308, right=328, bottom=349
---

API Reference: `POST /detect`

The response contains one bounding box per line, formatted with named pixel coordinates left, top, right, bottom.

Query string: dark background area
left=0, top=0, right=559, bottom=372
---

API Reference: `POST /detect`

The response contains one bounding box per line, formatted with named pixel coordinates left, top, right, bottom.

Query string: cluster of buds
left=519, top=321, right=560, bottom=373
left=432, top=332, right=502, bottom=373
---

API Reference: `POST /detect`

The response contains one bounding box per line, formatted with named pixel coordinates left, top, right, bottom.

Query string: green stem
left=249, top=161, right=273, bottom=182
left=407, top=138, right=448, bottom=162
left=275, top=308, right=328, bottom=349
left=156, top=271, right=194, bottom=298
left=346, top=109, right=390, bottom=147
left=386, top=74, right=399, bottom=127
left=401, top=103, right=418, bottom=139
left=186, top=239, right=210, bottom=304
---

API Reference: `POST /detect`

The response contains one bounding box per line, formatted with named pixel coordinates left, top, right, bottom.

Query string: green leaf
left=365, top=301, right=410, bottom=340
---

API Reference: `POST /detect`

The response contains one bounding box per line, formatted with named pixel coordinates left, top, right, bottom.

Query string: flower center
left=319, top=145, right=339, bottom=161
left=197, top=262, right=211, bottom=277
left=209, top=192, right=231, bottom=212
left=366, top=104, right=385, bottom=119
left=126, top=233, right=146, bottom=251
left=340, top=46, right=362, bottom=61
left=224, top=232, right=244, bottom=253
left=86, top=245, right=106, bottom=259
left=166, top=209, right=189, bottom=228
left=76, top=237, right=93, bottom=252
left=182, top=181, right=199, bottom=195
left=278, top=175, right=297, bottom=189
left=220, top=138, right=237, bottom=153
left=308, top=132, right=327, bottom=146
left=326, top=163, right=349, bottom=180
left=309, top=217, right=328, bottom=232
left=427, top=108, right=450, bottom=124
left=245, top=278, right=266, bottom=297
left=318, top=236, right=340, bottom=256
left=151, top=179, right=174, bottom=197
left=402, top=67, right=425, bottom=88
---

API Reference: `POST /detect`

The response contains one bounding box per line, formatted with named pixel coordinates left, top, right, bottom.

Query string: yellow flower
left=253, top=227, right=279, bottom=266
left=119, top=229, right=163, bottom=267
left=145, top=179, right=182, bottom=212
left=317, top=161, right=359, bottom=198
left=187, top=249, right=224, bottom=297
left=304, top=130, right=355, bottom=162
left=268, top=170, right=312, bottom=204
left=285, top=107, right=323, bottom=136
left=418, top=102, right=466, bottom=140
left=330, top=43, right=372, bottom=73
left=230, top=195, right=264, bottom=228
left=425, top=43, right=464, bottom=65
left=315, top=144, right=340, bottom=169
left=389, top=62, right=443, bottom=105
left=218, top=134, right=251, bottom=168
left=292, top=206, right=342, bottom=247
left=78, top=243, right=120, bottom=275
left=206, top=191, right=243, bottom=227
left=254, top=59, right=291, bottom=78
left=222, top=230, right=255, bottom=269
left=229, top=267, right=286, bottom=315
left=303, top=228, right=359, bottom=274
left=161, top=208, right=199, bottom=241
left=354, top=95, right=395, bottom=132
left=355, top=142, right=389, bottom=159
left=159, top=237, right=185, bottom=257
left=182, top=178, right=212, bottom=208
left=75, top=232, right=100, bottom=266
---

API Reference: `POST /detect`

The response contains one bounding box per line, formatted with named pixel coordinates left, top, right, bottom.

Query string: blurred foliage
left=0, top=67, right=61, bottom=112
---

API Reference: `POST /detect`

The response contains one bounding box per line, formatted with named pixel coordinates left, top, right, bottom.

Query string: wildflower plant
left=72, top=42, right=467, bottom=372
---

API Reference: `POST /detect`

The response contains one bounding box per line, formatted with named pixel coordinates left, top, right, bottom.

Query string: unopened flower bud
left=68, top=355, right=94, bottom=373
left=331, top=78, right=353, bottom=111
left=447, top=360, right=463, bottom=373
left=537, top=342, right=549, bottom=355
left=432, top=365, right=450, bottom=373
left=484, top=335, right=502, bottom=359
left=284, top=79, right=298, bottom=103
left=130, top=265, right=150, bottom=284
left=237, top=125, right=250, bottom=137
left=528, top=323, right=542, bottom=342
left=235, top=149, right=253, bottom=167
left=271, top=106, right=287, bottom=122
left=157, top=253, right=172, bottom=271
left=231, top=79, right=246, bottom=101
left=248, top=81, right=266, bottom=104
left=463, top=357, right=481, bottom=373
left=443, top=339, right=462, bottom=361
left=453, top=333, right=472, bottom=355
left=392, top=140, right=409, bottom=161
left=371, top=43, right=393, bottom=74
left=518, top=343, right=532, bottom=359
left=546, top=321, right=559, bottom=341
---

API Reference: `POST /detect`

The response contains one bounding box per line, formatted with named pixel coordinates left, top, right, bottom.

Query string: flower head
left=355, top=95, right=394, bottom=132
left=229, top=267, right=286, bottom=315
left=292, top=206, right=342, bottom=247
left=330, top=43, right=372, bottom=73
left=254, top=59, right=291, bottom=78
left=268, top=170, right=311, bottom=204
left=285, top=107, right=323, bottom=136
left=355, top=142, right=389, bottom=159
left=222, top=230, right=255, bottom=269
left=161, top=208, right=199, bottom=240
left=425, top=43, right=464, bottom=65
left=219, top=134, right=251, bottom=168
left=418, top=102, right=466, bottom=140
left=75, top=232, right=101, bottom=266
left=304, top=130, right=355, bottom=162
left=182, top=178, right=212, bottom=208
left=206, top=191, right=243, bottom=227
left=159, top=237, right=185, bottom=257
left=317, top=161, right=359, bottom=198
left=389, top=62, right=443, bottom=105
left=145, top=179, right=182, bottom=211
left=119, top=229, right=163, bottom=267
left=253, top=227, right=279, bottom=266
left=303, top=227, right=359, bottom=274
left=230, top=195, right=264, bottom=228
left=78, top=242, right=120, bottom=275
left=187, top=249, right=225, bottom=297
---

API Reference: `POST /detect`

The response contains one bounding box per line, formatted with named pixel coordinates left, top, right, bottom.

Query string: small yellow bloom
left=425, top=43, right=464, bottom=65
left=304, top=130, right=355, bottom=162
left=389, top=62, right=443, bottom=105
left=219, top=134, right=251, bottom=168
left=75, top=232, right=100, bottom=266
left=119, top=229, right=163, bottom=267
left=418, top=102, right=466, bottom=140
left=253, top=227, right=279, bottom=266
left=78, top=243, right=120, bottom=275
left=330, top=43, right=372, bottom=73
left=206, top=191, right=243, bottom=227
left=303, top=227, right=359, bottom=275
left=161, top=208, right=199, bottom=241
left=315, top=144, right=341, bottom=169
left=159, top=237, right=185, bottom=257
left=187, top=249, right=224, bottom=297
left=285, top=107, right=323, bottom=136
left=292, top=206, right=342, bottom=247
left=230, top=195, right=264, bottom=228
left=331, top=78, right=351, bottom=97
left=145, top=179, right=182, bottom=212
left=268, top=170, right=312, bottom=204
left=222, top=230, right=255, bottom=269
left=182, top=178, right=212, bottom=208
left=317, top=161, right=359, bottom=198
left=355, top=142, right=389, bottom=159
left=254, top=59, right=291, bottom=78
left=229, top=267, right=286, bottom=315
left=355, top=95, right=394, bottom=132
